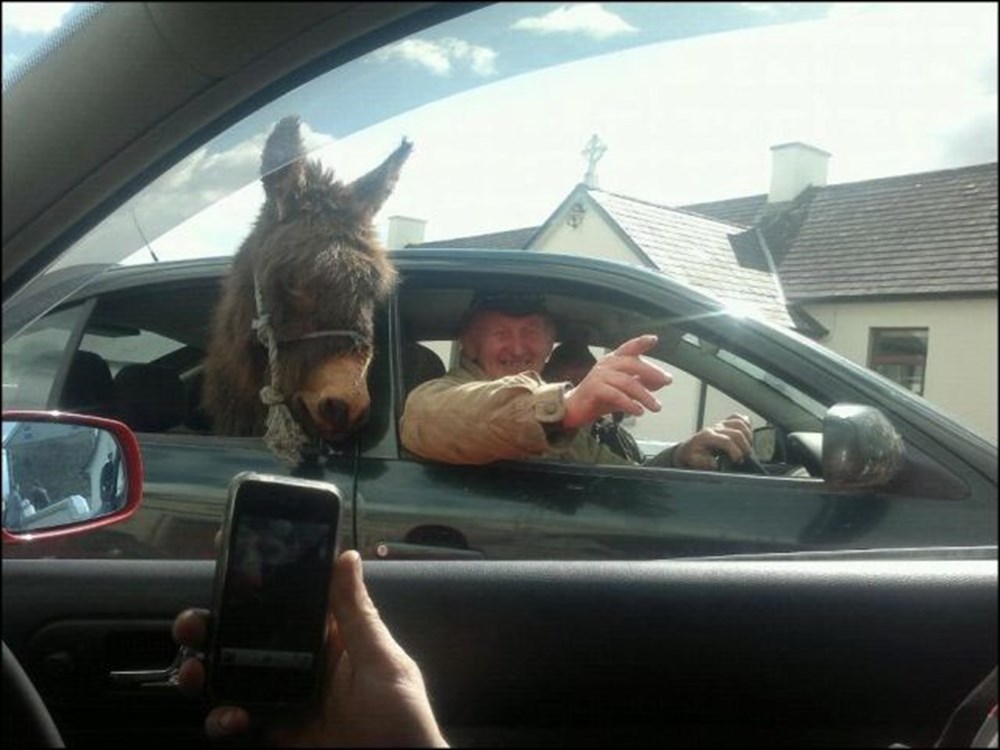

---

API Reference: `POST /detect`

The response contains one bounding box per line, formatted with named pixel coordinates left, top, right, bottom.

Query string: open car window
left=395, top=277, right=827, bottom=474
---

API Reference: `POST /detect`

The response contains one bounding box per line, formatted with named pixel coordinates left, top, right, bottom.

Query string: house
left=397, top=145, right=998, bottom=442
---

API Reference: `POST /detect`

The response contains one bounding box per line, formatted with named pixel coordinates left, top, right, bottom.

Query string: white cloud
left=373, top=37, right=497, bottom=77
left=2, top=2, right=75, bottom=34
left=512, top=3, right=637, bottom=40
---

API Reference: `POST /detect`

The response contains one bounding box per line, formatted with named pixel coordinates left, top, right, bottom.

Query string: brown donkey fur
left=202, top=116, right=411, bottom=443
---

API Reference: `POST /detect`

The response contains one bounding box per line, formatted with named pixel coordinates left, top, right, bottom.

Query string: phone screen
left=209, top=476, right=340, bottom=705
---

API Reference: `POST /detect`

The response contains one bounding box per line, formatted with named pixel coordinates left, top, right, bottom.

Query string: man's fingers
left=693, top=430, right=749, bottom=463
left=597, top=371, right=662, bottom=413
left=715, top=425, right=752, bottom=457
left=716, top=415, right=753, bottom=455
left=565, top=355, right=672, bottom=427
left=565, top=379, right=653, bottom=428
left=599, top=356, right=672, bottom=391
left=176, top=654, right=205, bottom=697
left=586, top=383, right=645, bottom=417
left=721, top=414, right=753, bottom=436
left=172, top=608, right=210, bottom=697
left=172, top=608, right=210, bottom=648
left=205, top=706, right=250, bottom=739
left=613, top=334, right=658, bottom=357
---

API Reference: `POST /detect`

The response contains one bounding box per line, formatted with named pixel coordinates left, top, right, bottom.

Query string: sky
left=3, top=1, right=997, bottom=265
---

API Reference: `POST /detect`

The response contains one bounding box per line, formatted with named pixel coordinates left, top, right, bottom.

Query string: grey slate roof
left=407, top=226, right=537, bottom=249
left=585, top=190, right=794, bottom=327
left=682, top=194, right=768, bottom=228
left=684, top=163, right=998, bottom=301
left=408, top=162, right=997, bottom=311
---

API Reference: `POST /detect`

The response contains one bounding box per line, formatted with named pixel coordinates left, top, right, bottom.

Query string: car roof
left=37, top=249, right=744, bottom=353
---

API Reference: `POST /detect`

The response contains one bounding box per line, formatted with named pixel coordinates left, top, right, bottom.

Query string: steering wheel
left=716, top=450, right=769, bottom=475
left=2, top=641, right=64, bottom=748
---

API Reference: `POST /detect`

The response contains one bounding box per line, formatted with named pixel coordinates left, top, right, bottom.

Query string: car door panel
left=3, top=558, right=995, bottom=747
left=359, top=265, right=997, bottom=563
left=358, top=455, right=993, bottom=560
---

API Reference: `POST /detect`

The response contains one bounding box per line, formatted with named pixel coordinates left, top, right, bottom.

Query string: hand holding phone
left=206, top=472, right=342, bottom=707
left=175, top=549, right=448, bottom=746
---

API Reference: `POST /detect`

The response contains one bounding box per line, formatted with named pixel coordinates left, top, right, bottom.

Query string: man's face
left=462, top=311, right=555, bottom=379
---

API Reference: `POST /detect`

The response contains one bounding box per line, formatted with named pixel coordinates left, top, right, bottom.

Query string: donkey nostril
left=319, top=398, right=350, bottom=431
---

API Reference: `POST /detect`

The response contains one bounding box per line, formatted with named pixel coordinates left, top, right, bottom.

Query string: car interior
left=33, top=266, right=833, bottom=479
left=3, top=3, right=995, bottom=749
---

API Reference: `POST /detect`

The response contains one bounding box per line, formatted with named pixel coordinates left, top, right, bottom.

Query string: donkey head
left=245, top=116, right=411, bottom=444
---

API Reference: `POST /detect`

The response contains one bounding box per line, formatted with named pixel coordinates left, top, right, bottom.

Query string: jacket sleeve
left=399, top=374, right=578, bottom=465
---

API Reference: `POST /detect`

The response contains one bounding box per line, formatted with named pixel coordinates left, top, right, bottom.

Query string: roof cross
left=581, top=134, right=607, bottom=189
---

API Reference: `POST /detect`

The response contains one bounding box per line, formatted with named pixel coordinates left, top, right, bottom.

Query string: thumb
left=330, top=550, right=401, bottom=671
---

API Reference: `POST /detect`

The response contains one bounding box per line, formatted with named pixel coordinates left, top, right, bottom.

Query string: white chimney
left=768, top=142, right=831, bottom=203
left=386, top=215, right=427, bottom=249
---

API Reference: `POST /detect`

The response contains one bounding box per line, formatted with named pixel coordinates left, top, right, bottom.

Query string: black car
left=4, top=248, right=995, bottom=560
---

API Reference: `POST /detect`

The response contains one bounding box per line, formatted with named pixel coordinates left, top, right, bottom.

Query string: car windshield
left=3, top=2, right=997, bottom=564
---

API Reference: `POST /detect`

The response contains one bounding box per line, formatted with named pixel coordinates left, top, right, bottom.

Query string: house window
left=868, top=328, right=928, bottom=395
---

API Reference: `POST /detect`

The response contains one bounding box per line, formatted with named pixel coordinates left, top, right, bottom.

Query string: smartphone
left=206, top=471, right=342, bottom=707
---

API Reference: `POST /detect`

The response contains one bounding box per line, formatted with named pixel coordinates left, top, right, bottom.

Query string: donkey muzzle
left=293, top=393, right=371, bottom=443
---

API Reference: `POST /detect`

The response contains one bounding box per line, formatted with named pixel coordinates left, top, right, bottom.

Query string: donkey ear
left=261, top=116, right=308, bottom=222
left=346, top=138, right=413, bottom=222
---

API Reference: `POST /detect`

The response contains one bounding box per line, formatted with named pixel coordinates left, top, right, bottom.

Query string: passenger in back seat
left=60, top=351, right=116, bottom=417
left=113, top=364, right=187, bottom=432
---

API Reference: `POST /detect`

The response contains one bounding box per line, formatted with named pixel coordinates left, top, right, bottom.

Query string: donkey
left=202, top=116, right=411, bottom=458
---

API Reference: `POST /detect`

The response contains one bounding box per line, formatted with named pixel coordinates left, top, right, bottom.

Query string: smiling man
left=399, top=292, right=752, bottom=468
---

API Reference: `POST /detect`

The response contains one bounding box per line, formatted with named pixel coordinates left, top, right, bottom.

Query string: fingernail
left=219, top=708, right=243, bottom=732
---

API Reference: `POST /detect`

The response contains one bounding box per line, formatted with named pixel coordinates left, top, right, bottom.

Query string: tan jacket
left=400, top=358, right=680, bottom=467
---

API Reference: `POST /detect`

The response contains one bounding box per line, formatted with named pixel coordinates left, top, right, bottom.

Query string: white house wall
left=530, top=203, right=640, bottom=265
left=804, top=297, right=998, bottom=442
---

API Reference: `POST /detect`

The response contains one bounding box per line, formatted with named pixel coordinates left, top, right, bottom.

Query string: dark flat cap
left=467, top=290, right=548, bottom=317
left=457, top=290, right=550, bottom=334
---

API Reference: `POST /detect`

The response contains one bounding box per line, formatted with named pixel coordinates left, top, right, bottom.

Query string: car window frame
left=378, top=255, right=994, bottom=503
left=386, top=266, right=826, bottom=473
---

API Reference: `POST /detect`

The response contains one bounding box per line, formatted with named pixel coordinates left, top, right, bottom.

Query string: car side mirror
left=822, top=403, right=905, bottom=490
left=2, top=411, right=143, bottom=542
left=752, top=425, right=777, bottom=462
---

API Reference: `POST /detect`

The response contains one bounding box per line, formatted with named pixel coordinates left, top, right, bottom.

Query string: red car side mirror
left=2, top=411, right=143, bottom=543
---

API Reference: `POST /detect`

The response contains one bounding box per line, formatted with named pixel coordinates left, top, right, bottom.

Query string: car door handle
left=108, top=646, right=200, bottom=688
left=374, top=541, right=484, bottom=560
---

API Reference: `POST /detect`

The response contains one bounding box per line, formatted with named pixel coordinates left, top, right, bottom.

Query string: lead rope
left=252, top=271, right=317, bottom=466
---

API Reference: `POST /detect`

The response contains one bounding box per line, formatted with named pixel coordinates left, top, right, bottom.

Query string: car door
left=353, top=260, right=997, bottom=561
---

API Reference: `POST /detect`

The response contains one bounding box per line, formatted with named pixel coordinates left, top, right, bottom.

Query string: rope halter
left=251, top=270, right=368, bottom=466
